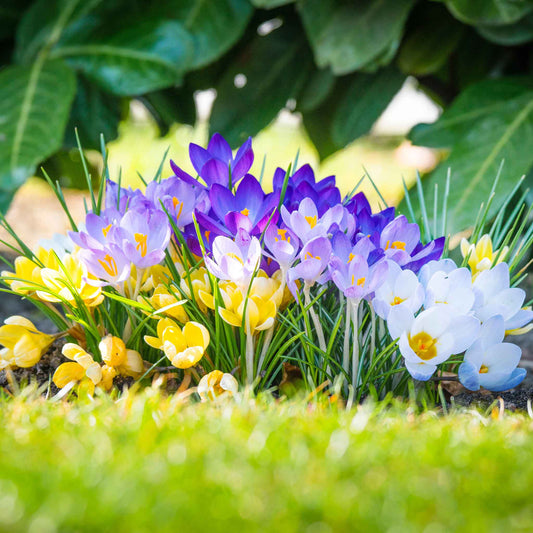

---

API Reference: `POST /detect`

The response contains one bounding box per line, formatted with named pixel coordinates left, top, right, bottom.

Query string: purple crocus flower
left=170, top=133, right=254, bottom=189
left=104, top=179, right=152, bottom=215
left=78, top=244, right=131, bottom=288
left=145, top=176, right=208, bottom=229
left=263, top=224, right=300, bottom=273
left=281, top=198, right=344, bottom=244
left=69, top=211, right=121, bottom=252
left=111, top=209, right=171, bottom=269
left=274, top=164, right=341, bottom=216
left=287, top=236, right=332, bottom=296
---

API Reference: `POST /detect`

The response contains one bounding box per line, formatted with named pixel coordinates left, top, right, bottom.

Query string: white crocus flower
left=423, top=266, right=475, bottom=315
left=388, top=306, right=480, bottom=381
left=372, top=261, right=424, bottom=321
left=458, top=315, right=525, bottom=392
left=473, top=262, right=533, bottom=332
left=418, top=258, right=457, bottom=288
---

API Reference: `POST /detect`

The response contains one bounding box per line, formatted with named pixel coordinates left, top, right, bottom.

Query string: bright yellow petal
left=183, top=322, right=210, bottom=350
left=53, top=362, right=85, bottom=388
left=99, top=335, right=127, bottom=366
left=170, top=346, right=204, bottom=369
left=4, top=316, right=36, bottom=330
left=62, top=343, right=87, bottom=361
left=144, top=335, right=162, bottom=350
left=219, top=308, right=242, bottom=328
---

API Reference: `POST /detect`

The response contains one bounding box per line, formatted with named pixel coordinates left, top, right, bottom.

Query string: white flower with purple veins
left=372, top=261, right=424, bottom=320
left=388, top=306, right=480, bottom=381
left=421, top=262, right=475, bottom=315
left=205, top=232, right=262, bottom=289
left=281, top=198, right=344, bottom=244
left=473, top=262, right=533, bottom=333
left=458, top=315, right=526, bottom=391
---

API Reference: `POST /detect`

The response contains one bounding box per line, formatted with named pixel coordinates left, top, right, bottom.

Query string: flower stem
left=245, top=317, right=254, bottom=385
left=342, top=298, right=352, bottom=375
left=257, top=327, right=274, bottom=376
left=351, top=300, right=360, bottom=387
left=304, top=286, right=326, bottom=354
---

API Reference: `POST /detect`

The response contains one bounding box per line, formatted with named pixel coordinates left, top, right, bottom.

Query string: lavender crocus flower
left=170, top=133, right=253, bottom=189
left=287, top=236, right=332, bottom=296
left=78, top=244, right=131, bottom=288
left=263, top=224, right=300, bottom=273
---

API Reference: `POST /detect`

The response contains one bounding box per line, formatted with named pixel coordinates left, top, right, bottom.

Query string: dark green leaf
left=0, top=0, right=32, bottom=41
left=252, top=0, right=295, bottom=7
left=50, top=19, right=194, bottom=96
left=332, top=68, right=405, bottom=147
left=164, top=0, right=254, bottom=69
left=140, top=87, right=197, bottom=135
left=477, top=12, right=533, bottom=45
left=210, top=26, right=313, bottom=147
left=443, top=0, right=533, bottom=26
left=408, top=78, right=533, bottom=233
left=298, top=68, right=335, bottom=112
left=298, top=0, right=415, bottom=75
left=0, top=60, right=76, bottom=213
left=64, top=76, right=123, bottom=150
left=398, top=7, right=464, bottom=76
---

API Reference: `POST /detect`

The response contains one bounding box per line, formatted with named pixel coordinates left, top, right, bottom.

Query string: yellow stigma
left=305, top=215, right=318, bottom=228
left=479, top=365, right=489, bottom=374
left=304, top=251, right=321, bottom=261
left=275, top=228, right=290, bottom=243
left=102, top=224, right=112, bottom=237
left=391, top=296, right=406, bottom=306
left=241, top=208, right=250, bottom=216
left=172, top=197, right=184, bottom=219
left=385, top=240, right=406, bottom=251
left=134, top=233, right=148, bottom=257
left=351, top=275, right=366, bottom=287
left=99, top=254, right=118, bottom=277
left=408, top=332, right=437, bottom=361
left=348, top=253, right=356, bottom=263
left=227, top=253, right=244, bottom=265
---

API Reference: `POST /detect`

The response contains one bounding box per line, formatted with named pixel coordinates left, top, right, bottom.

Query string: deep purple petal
left=207, top=133, right=232, bottom=162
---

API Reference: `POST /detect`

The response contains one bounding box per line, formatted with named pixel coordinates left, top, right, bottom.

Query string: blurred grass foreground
left=1, top=390, right=533, bottom=532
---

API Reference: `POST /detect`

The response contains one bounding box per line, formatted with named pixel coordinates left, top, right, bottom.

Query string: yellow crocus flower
left=53, top=343, right=103, bottom=395
left=147, top=284, right=188, bottom=323
left=98, top=335, right=144, bottom=378
left=460, top=234, right=508, bottom=278
left=197, top=370, right=238, bottom=401
left=0, top=316, right=55, bottom=369
left=144, top=318, right=210, bottom=369
left=180, top=266, right=212, bottom=313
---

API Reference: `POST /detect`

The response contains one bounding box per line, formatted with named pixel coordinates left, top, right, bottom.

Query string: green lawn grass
left=1, top=388, right=532, bottom=532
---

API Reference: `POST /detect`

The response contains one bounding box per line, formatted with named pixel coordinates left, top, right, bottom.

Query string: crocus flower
left=281, top=198, right=344, bottom=244
left=147, top=284, right=188, bottom=323
left=144, top=319, right=210, bottom=369
left=422, top=264, right=475, bottom=315
left=77, top=244, right=131, bottom=288
left=472, top=262, right=533, bottom=332
left=204, top=232, right=262, bottom=289
left=0, top=316, right=55, bottom=369
left=461, top=234, right=508, bottom=278
left=263, top=224, right=300, bottom=273
left=170, top=133, right=253, bottom=189
left=99, top=335, right=144, bottom=378
left=180, top=267, right=212, bottom=313
left=287, top=236, right=332, bottom=296
left=388, top=306, right=480, bottom=380
left=37, top=253, right=104, bottom=308
left=53, top=343, right=104, bottom=395
left=458, top=315, right=526, bottom=392
left=198, top=370, right=238, bottom=401
left=373, top=261, right=424, bottom=320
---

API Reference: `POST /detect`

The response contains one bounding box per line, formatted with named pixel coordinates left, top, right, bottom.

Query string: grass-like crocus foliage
left=0, top=133, right=532, bottom=403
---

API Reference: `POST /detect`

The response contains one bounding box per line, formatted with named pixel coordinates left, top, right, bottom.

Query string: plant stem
left=245, top=316, right=254, bottom=385
left=351, top=300, right=360, bottom=387
left=342, top=298, right=352, bottom=375
left=304, top=285, right=326, bottom=353
left=257, top=327, right=274, bottom=375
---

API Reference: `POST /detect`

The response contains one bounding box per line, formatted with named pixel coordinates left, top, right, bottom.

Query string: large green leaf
left=443, top=0, right=533, bottom=26
left=50, top=19, right=194, bottom=96
left=408, top=78, right=533, bottom=233
left=0, top=60, right=76, bottom=213
left=64, top=76, right=123, bottom=150
left=167, top=0, right=254, bottom=69
left=477, top=12, right=533, bottom=45
left=397, top=4, right=464, bottom=76
left=331, top=68, right=405, bottom=146
left=210, top=26, right=313, bottom=147
left=298, top=0, right=415, bottom=75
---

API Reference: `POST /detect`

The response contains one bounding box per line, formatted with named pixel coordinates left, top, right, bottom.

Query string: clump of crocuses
left=1, top=132, right=532, bottom=401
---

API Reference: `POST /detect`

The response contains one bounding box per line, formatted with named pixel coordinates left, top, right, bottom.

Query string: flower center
left=305, top=215, right=318, bottom=228
left=304, top=251, right=321, bottom=261
left=135, top=233, right=148, bottom=257
left=172, top=197, right=184, bottom=220
left=98, top=254, right=118, bottom=277
left=479, top=364, right=489, bottom=374
left=408, top=332, right=437, bottom=361
left=385, top=240, right=406, bottom=251
left=227, top=253, right=244, bottom=265
left=275, top=229, right=290, bottom=243
left=391, top=296, right=406, bottom=306
left=241, top=208, right=250, bottom=216
left=351, top=275, right=366, bottom=287
left=102, top=224, right=112, bottom=237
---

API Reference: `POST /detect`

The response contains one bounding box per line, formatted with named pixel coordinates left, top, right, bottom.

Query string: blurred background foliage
left=0, top=0, right=532, bottom=233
